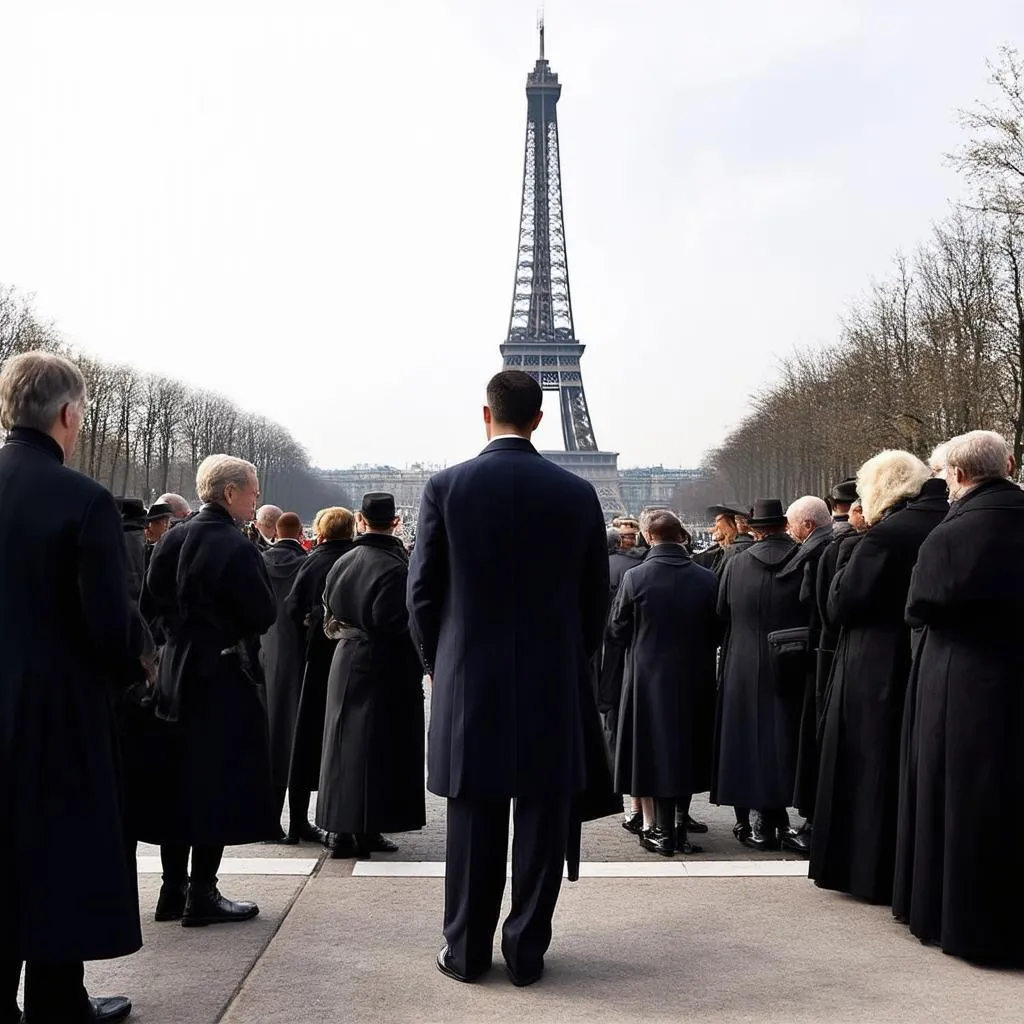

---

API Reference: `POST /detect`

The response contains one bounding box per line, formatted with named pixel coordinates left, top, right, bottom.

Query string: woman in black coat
left=894, top=439, right=1024, bottom=967
left=315, top=498, right=426, bottom=857
left=144, top=455, right=277, bottom=927
left=610, top=514, right=718, bottom=855
left=811, top=452, right=945, bottom=904
left=283, top=508, right=355, bottom=840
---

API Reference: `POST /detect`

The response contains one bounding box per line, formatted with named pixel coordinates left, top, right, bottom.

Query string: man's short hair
left=196, top=454, right=256, bottom=505
left=945, top=430, right=1012, bottom=484
left=647, top=510, right=688, bottom=545
left=256, top=504, right=283, bottom=529
left=315, top=506, right=355, bottom=541
left=786, top=496, right=831, bottom=530
left=0, top=350, right=86, bottom=432
left=276, top=512, right=304, bottom=540
left=157, top=492, right=191, bottom=519
left=486, top=370, right=542, bottom=430
left=638, top=507, right=671, bottom=533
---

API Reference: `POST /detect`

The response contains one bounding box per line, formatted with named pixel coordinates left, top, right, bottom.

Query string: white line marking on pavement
left=351, top=860, right=809, bottom=878
left=137, top=856, right=319, bottom=876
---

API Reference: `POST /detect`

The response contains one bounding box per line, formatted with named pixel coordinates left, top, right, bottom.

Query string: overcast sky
left=3, top=0, right=1022, bottom=469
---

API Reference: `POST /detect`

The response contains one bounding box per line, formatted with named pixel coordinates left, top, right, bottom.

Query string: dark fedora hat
left=747, top=498, right=788, bottom=527
left=707, top=503, right=749, bottom=520
left=829, top=478, right=858, bottom=504
left=146, top=501, right=174, bottom=522
left=361, top=492, right=396, bottom=523
left=116, top=497, right=146, bottom=522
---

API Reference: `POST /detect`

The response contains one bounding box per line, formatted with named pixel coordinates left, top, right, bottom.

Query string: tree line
left=683, top=47, right=1024, bottom=516
left=0, top=286, right=351, bottom=518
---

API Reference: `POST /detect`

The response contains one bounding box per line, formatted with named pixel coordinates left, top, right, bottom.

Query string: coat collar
left=779, top=524, right=831, bottom=576
left=480, top=436, right=538, bottom=456
left=644, top=543, right=692, bottom=564
left=195, top=502, right=236, bottom=525
left=4, top=426, right=65, bottom=464
left=355, top=532, right=409, bottom=562
left=272, top=538, right=306, bottom=554
left=949, top=477, right=1024, bottom=516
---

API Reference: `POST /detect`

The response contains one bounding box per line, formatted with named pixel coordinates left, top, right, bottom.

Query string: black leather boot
left=740, top=811, right=782, bottom=852
left=182, top=883, right=259, bottom=927
left=639, top=826, right=675, bottom=856
left=154, top=881, right=188, bottom=921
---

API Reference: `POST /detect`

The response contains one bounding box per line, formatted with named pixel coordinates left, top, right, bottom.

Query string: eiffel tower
left=499, top=20, right=626, bottom=516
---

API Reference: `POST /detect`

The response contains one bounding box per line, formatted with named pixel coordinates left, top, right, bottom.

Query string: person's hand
left=140, top=653, right=158, bottom=684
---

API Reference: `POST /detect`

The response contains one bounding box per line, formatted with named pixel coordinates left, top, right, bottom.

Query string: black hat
left=361, top=492, right=396, bottom=523
left=746, top=498, right=788, bottom=527
left=117, top=497, right=146, bottom=522
left=707, top=503, right=749, bottom=520
left=146, top=502, right=173, bottom=522
left=829, top=478, right=858, bottom=504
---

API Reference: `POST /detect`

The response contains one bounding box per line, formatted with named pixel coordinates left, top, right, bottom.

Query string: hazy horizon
left=3, top=1, right=1023, bottom=470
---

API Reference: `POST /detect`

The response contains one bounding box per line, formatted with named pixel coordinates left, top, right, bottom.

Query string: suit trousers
left=444, top=794, right=571, bottom=978
left=0, top=958, right=89, bottom=1022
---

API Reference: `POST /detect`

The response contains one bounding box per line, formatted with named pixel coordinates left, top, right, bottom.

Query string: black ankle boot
left=182, top=883, right=259, bottom=927
left=639, top=826, right=675, bottom=856
left=155, top=881, right=188, bottom=921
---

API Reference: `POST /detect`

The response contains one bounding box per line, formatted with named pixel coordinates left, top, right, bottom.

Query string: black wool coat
left=408, top=437, right=609, bottom=800
left=611, top=545, right=719, bottom=797
left=284, top=537, right=355, bottom=792
left=143, top=503, right=278, bottom=845
left=893, top=478, right=1024, bottom=966
left=810, top=492, right=946, bottom=904
left=259, top=539, right=307, bottom=790
left=711, top=534, right=804, bottom=809
left=785, top=525, right=834, bottom=818
left=597, top=547, right=645, bottom=716
left=0, top=428, right=144, bottom=961
left=315, top=534, right=426, bottom=835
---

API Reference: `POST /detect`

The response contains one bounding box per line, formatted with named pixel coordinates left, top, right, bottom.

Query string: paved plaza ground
left=68, top=789, right=1021, bottom=1023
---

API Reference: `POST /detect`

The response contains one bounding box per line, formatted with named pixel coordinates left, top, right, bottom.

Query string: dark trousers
left=444, top=795, right=571, bottom=978
left=0, top=958, right=88, bottom=1023
left=288, top=788, right=312, bottom=831
left=160, top=843, right=224, bottom=887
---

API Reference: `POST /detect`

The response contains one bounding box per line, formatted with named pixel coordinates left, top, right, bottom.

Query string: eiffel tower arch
left=499, top=21, right=626, bottom=516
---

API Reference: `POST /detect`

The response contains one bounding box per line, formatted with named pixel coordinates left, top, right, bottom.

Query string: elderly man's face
left=787, top=517, right=815, bottom=544
left=849, top=504, right=867, bottom=531
left=619, top=528, right=637, bottom=549
left=226, top=472, right=260, bottom=523
left=145, top=517, right=171, bottom=544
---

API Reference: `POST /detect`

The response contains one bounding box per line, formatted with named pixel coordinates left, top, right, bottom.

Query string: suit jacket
left=408, top=436, right=610, bottom=800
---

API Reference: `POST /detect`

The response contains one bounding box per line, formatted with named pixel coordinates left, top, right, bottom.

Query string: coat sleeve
left=406, top=478, right=447, bottom=673
left=77, top=489, right=141, bottom=669
left=905, top=527, right=954, bottom=628
left=580, top=492, right=611, bottom=660
left=827, top=530, right=887, bottom=626
left=607, top=571, right=634, bottom=648
left=224, top=544, right=278, bottom=635
left=284, top=558, right=312, bottom=625
left=371, top=565, right=413, bottom=637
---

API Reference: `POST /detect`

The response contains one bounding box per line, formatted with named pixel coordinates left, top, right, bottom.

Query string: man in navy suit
left=408, top=370, right=609, bottom=987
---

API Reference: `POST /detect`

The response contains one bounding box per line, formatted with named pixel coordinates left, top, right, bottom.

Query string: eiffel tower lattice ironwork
left=499, top=21, right=625, bottom=515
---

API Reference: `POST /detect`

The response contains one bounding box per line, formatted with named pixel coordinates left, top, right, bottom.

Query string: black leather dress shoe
left=639, top=826, right=674, bottom=856
left=780, top=825, right=812, bottom=856
left=355, top=833, right=399, bottom=855
left=87, top=996, right=132, bottom=1023
left=285, top=820, right=326, bottom=845
left=182, top=885, right=259, bottom=927
left=685, top=815, right=709, bottom=834
left=733, top=821, right=752, bottom=842
left=621, top=811, right=644, bottom=835
left=506, top=962, right=544, bottom=987
left=329, top=834, right=357, bottom=859
left=740, top=824, right=781, bottom=852
left=154, top=881, right=188, bottom=921
left=435, top=945, right=486, bottom=983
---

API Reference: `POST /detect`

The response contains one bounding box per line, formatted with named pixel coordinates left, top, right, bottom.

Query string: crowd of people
left=601, top=432, right=1023, bottom=969
left=1, top=351, right=1021, bottom=1020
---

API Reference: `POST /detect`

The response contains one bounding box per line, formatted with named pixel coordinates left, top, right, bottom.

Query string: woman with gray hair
left=142, top=454, right=278, bottom=928
left=810, top=450, right=947, bottom=905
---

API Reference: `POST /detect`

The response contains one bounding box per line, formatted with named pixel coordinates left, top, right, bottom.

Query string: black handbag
left=766, top=626, right=810, bottom=695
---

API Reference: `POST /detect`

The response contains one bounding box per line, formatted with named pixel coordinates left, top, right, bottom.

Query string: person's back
left=408, top=370, right=609, bottom=987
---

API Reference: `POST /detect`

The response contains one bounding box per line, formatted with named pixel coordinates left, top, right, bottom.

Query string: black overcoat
left=893, top=478, right=1024, bottom=966
left=143, top=503, right=278, bottom=845
left=284, top=537, right=354, bottom=792
left=408, top=437, right=609, bottom=799
left=611, top=545, right=719, bottom=797
left=711, top=534, right=804, bottom=809
left=316, top=534, right=426, bottom=834
left=597, top=547, right=645, bottom=718
left=0, top=428, right=144, bottom=961
left=786, top=525, right=834, bottom=817
left=809, top=492, right=946, bottom=903
left=259, top=539, right=307, bottom=790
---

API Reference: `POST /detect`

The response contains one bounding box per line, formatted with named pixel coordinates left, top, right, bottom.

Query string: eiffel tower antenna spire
left=538, top=9, right=545, bottom=60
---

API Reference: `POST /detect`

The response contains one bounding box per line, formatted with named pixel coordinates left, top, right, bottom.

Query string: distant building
left=317, top=462, right=705, bottom=519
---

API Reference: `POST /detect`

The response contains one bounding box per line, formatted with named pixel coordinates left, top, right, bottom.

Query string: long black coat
left=284, top=537, right=355, bottom=792
left=810, top=492, right=946, bottom=903
left=712, top=534, right=804, bottom=809
left=315, top=534, right=425, bottom=834
left=787, top=525, right=834, bottom=817
left=893, top=478, right=1024, bottom=966
left=611, top=545, right=718, bottom=797
left=408, top=437, right=609, bottom=799
left=597, top=547, right=645, bottom=716
left=143, top=503, right=278, bottom=845
left=259, top=539, right=307, bottom=790
left=0, top=428, right=144, bottom=961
